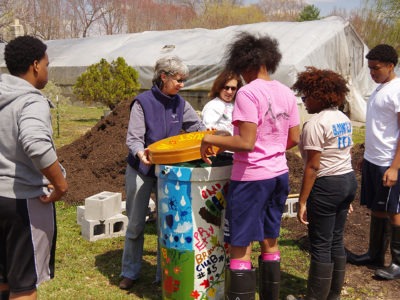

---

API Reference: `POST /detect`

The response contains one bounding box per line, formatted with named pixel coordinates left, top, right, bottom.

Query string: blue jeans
left=120, top=165, right=161, bottom=281
left=307, top=172, right=357, bottom=263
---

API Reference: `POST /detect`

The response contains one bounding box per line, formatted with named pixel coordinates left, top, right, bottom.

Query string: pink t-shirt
left=231, top=79, right=300, bottom=181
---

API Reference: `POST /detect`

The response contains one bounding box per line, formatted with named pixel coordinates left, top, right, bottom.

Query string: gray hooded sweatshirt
left=0, top=73, right=64, bottom=199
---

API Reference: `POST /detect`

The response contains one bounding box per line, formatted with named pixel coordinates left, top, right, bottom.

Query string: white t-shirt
left=201, top=97, right=234, bottom=135
left=364, top=77, right=400, bottom=166
left=299, top=108, right=353, bottom=178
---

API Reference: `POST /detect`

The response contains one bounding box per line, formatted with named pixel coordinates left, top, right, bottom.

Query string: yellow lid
left=148, top=130, right=218, bottom=164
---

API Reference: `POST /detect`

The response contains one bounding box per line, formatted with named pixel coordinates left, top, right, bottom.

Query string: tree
left=376, top=0, right=400, bottom=20
left=73, top=57, right=140, bottom=110
left=258, top=0, right=306, bottom=21
left=191, top=1, right=266, bottom=29
left=298, top=4, right=320, bottom=21
left=348, top=1, right=400, bottom=51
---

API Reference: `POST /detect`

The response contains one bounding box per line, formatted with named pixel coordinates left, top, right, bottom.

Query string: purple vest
left=127, top=85, right=185, bottom=177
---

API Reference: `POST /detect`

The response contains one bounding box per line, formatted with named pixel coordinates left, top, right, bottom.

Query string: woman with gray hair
left=119, top=55, right=206, bottom=290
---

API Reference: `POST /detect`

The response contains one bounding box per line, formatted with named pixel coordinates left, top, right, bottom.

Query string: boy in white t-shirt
left=347, top=44, right=400, bottom=281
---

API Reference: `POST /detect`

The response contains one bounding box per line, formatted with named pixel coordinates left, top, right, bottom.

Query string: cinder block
left=121, top=201, right=126, bottom=212
left=146, top=198, right=157, bottom=222
left=84, top=191, right=122, bottom=220
left=106, top=213, right=128, bottom=238
left=77, top=205, right=85, bottom=225
left=283, top=197, right=298, bottom=218
left=81, top=218, right=110, bottom=241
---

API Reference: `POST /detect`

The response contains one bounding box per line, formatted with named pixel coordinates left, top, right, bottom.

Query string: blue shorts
left=360, top=159, right=400, bottom=213
left=0, top=196, right=56, bottom=293
left=224, top=173, right=289, bottom=246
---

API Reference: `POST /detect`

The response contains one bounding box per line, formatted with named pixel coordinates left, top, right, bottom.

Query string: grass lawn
left=38, top=202, right=309, bottom=299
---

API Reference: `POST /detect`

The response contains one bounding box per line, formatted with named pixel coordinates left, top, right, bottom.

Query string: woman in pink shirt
left=200, top=32, right=300, bottom=300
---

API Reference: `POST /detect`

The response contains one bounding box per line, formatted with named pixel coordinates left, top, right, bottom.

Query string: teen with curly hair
left=346, top=44, right=400, bottom=281
left=292, top=67, right=357, bottom=300
left=200, top=32, right=300, bottom=300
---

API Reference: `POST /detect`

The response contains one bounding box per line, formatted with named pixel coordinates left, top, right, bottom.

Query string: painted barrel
left=156, top=161, right=232, bottom=300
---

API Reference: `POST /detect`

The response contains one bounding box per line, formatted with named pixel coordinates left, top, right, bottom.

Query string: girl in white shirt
left=201, top=70, right=242, bottom=135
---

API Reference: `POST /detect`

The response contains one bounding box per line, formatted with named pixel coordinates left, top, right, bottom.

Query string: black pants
left=307, top=172, right=357, bottom=262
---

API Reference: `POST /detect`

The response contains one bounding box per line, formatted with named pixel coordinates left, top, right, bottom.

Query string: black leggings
left=307, top=172, right=357, bottom=262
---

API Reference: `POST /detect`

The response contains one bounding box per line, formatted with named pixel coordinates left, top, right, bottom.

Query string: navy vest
left=127, top=85, right=185, bottom=177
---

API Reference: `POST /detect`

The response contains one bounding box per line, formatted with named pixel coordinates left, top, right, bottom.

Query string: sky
left=244, top=0, right=364, bottom=16
left=306, top=0, right=364, bottom=16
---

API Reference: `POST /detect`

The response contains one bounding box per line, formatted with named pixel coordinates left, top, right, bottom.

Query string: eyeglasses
left=165, top=72, right=186, bottom=83
left=173, top=78, right=186, bottom=84
left=223, top=86, right=237, bottom=92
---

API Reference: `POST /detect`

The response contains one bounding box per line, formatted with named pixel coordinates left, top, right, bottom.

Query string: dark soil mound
left=58, top=98, right=305, bottom=205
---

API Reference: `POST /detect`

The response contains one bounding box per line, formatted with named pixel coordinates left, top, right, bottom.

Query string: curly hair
left=224, top=32, right=282, bottom=75
left=208, top=69, right=243, bottom=99
left=366, top=44, right=398, bottom=66
left=292, top=67, right=349, bottom=108
left=4, top=35, right=47, bottom=76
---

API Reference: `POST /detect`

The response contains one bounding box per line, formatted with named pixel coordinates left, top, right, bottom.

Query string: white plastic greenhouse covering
left=0, top=16, right=377, bottom=122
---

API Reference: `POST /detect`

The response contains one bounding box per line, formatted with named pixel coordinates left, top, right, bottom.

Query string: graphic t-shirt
left=231, top=79, right=300, bottom=181
left=299, top=108, right=353, bottom=177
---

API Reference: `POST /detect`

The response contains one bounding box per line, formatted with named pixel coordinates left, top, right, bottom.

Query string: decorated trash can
left=148, top=131, right=232, bottom=300
left=156, top=162, right=231, bottom=300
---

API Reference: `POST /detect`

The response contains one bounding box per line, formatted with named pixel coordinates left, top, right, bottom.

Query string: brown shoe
left=119, top=277, right=135, bottom=290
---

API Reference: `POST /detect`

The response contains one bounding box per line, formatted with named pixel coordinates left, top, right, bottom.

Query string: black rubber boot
left=225, top=267, right=256, bottom=300
left=375, top=225, right=400, bottom=280
left=305, top=260, right=333, bottom=300
left=346, top=215, right=390, bottom=267
left=258, top=256, right=280, bottom=300
left=1, top=291, right=9, bottom=300
left=327, top=256, right=346, bottom=300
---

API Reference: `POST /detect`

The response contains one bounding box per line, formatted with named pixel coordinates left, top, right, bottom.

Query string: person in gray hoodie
left=0, top=36, right=68, bottom=300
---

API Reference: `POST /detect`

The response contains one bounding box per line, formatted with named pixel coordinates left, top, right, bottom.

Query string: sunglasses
left=223, top=86, right=237, bottom=92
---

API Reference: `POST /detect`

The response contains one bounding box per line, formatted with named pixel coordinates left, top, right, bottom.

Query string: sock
left=261, top=251, right=280, bottom=261
left=230, top=259, right=252, bottom=270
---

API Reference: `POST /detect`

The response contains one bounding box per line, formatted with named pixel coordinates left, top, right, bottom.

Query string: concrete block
left=84, top=191, right=122, bottom=220
left=81, top=218, right=110, bottom=242
left=146, top=198, right=157, bottom=222
left=121, top=201, right=126, bottom=212
left=283, top=197, right=298, bottom=218
left=77, top=205, right=85, bottom=225
left=106, top=213, right=128, bottom=238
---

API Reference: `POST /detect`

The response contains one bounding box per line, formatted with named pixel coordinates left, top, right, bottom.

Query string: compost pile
left=57, top=100, right=400, bottom=298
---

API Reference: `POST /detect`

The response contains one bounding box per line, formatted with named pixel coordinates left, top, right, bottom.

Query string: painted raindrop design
left=180, top=195, right=186, bottom=206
